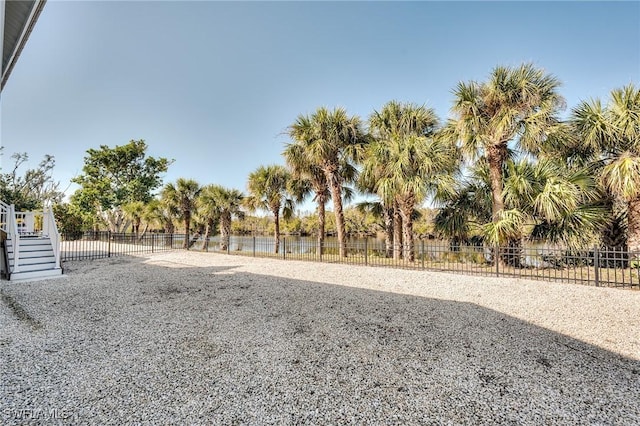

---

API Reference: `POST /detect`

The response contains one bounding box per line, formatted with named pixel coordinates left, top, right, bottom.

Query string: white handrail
left=14, top=210, right=45, bottom=235
left=0, top=200, right=9, bottom=234
left=9, top=204, right=20, bottom=273
left=43, top=207, right=61, bottom=269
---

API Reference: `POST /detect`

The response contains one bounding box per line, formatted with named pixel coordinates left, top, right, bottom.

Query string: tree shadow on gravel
left=2, top=256, right=639, bottom=425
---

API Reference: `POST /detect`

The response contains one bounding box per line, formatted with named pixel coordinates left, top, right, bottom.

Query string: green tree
left=71, top=140, right=172, bottom=232
left=52, top=203, right=88, bottom=238
left=145, top=198, right=179, bottom=246
left=122, top=201, right=145, bottom=236
left=343, top=206, right=377, bottom=237
left=161, top=178, right=201, bottom=249
left=283, top=142, right=330, bottom=254
left=198, top=185, right=244, bottom=251
left=284, top=140, right=355, bottom=255
left=288, top=107, right=368, bottom=257
left=434, top=158, right=605, bottom=254
left=0, top=152, right=63, bottom=210
left=448, top=64, right=565, bottom=245
left=216, top=187, right=245, bottom=251
left=245, top=165, right=295, bottom=254
left=146, top=198, right=178, bottom=234
left=359, top=154, right=398, bottom=259
left=357, top=180, right=395, bottom=255
left=364, top=101, right=458, bottom=261
left=196, top=185, right=221, bottom=252
left=571, top=84, right=640, bottom=254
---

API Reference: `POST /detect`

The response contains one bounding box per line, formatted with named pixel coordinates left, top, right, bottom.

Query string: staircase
left=4, top=235, right=62, bottom=281
left=1, top=201, right=62, bottom=281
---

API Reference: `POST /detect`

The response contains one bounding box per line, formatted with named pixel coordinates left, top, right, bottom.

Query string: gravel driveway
left=1, top=251, right=639, bottom=425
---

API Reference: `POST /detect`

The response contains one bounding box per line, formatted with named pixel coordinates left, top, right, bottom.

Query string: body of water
left=201, top=235, right=571, bottom=268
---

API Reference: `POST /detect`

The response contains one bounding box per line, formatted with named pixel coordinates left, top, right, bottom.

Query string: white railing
left=9, top=204, right=21, bottom=273
left=0, top=200, right=8, bottom=233
left=42, top=206, right=61, bottom=269
left=0, top=201, right=17, bottom=275
left=0, top=202, right=62, bottom=276
left=14, top=210, right=44, bottom=236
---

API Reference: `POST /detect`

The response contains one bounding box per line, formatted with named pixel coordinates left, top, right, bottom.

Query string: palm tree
left=196, top=185, right=221, bottom=252
left=355, top=199, right=394, bottom=258
left=572, top=84, right=640, bottom=254
left=288, top=107, right=368, bottom=257
left=449, top=64, right=565, bottom=240
left=246, top=165, right=295, bottom=254
left=434, top=158, right=605, bottom=255
left=122, top=201, right=145, bottom=237
left=502, top=158, right=604, bottom=248
left=364, top=101, right=458, bottom=261
left=357, top=146, right=395, bottom=258
left=135, top=199, right=160, bottom=239
left=147, top=198, right=178, bottom=234
left=284, top=141, right=356, bottom=256
left=433, top=162, right=493, bottom=246
left=161, top=178, right=201, bottom=249
left=206, top=185, right=245, bottom=251
left=283, top=142, right=329, bottom=255
left=147, top=197, right=180, bottom=246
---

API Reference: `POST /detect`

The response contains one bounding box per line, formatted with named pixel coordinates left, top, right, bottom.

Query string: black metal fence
left=61, top=232, right=640, bottom=289
left=60, top=231, right=185, bottom=261
left=194, top=236, right=640, bottom=289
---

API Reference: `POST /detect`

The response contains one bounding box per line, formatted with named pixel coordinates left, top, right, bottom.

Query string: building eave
left=1, top=0, right=47, bottom=92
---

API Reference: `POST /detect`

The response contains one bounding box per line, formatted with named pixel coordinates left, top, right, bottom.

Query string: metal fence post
left=283, top=237, right=286, bottom=259
left=253, top=236, right=256, bottom=257
left=227, top=237, right=231, bottom=255
left=594, top=246, right=600, bottom=287
left=108, top=231, right=112, bottom=258
left=151, top=233, right=155, bottom=253
left=421, top=240, right=425, bottom=269
left=495, top=245, right=499, bottom=277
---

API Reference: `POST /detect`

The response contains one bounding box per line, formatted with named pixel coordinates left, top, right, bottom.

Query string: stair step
left=10, top=269, right=63, bottom=282
left=9, top=246, right=52, bottom=252
left=18, top=241, right=52, bottom=247
left=18, top=248, right=54, bottom=255
left=14, top=262, right=56, bottom=271
left=3, top=231, right=60, bottom=280
left=18, top=256, right=56, bottom=266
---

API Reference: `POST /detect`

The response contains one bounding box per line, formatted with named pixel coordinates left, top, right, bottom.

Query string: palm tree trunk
left=601, top=212, right=626, bottom=249
left=273, top=210, right=280, bottom=254
left=488, top=144, right=507, bottom=265
left=139, top=223, right=148, bottom=241
left=183, top=212, right=190, bottom=249
left=221, top=212, right=231, bottom=251
left=393, top=200, right=403, bottom=261
left=164, top=221, right=175, bottom=247
left=317, top=196, right=326, bottom=256
left=134, top=219, right=141, bottom=238
left=628, top=198, right=640, bottom=255
left=327, top=172, right=347, bottom=257
left=202, top=218, right=213, bottom=251
left=383, top=205, right=393, bottom=258
left=488, top=144, right=507, bottom=222
left=399, top=196, right=415, bottom=262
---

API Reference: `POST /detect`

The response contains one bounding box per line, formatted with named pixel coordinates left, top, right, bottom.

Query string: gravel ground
left=1, top=251, right=639, bottom=425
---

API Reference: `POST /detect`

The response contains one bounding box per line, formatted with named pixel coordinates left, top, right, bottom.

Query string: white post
left=9, top=205, right=20, bottom=273
left=46, top=207, right=61, bottom=269
left=23, top=211, right=35, bottom=234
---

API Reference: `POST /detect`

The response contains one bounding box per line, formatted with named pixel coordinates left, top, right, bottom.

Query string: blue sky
left=2, top=1, right=639, bottom=211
